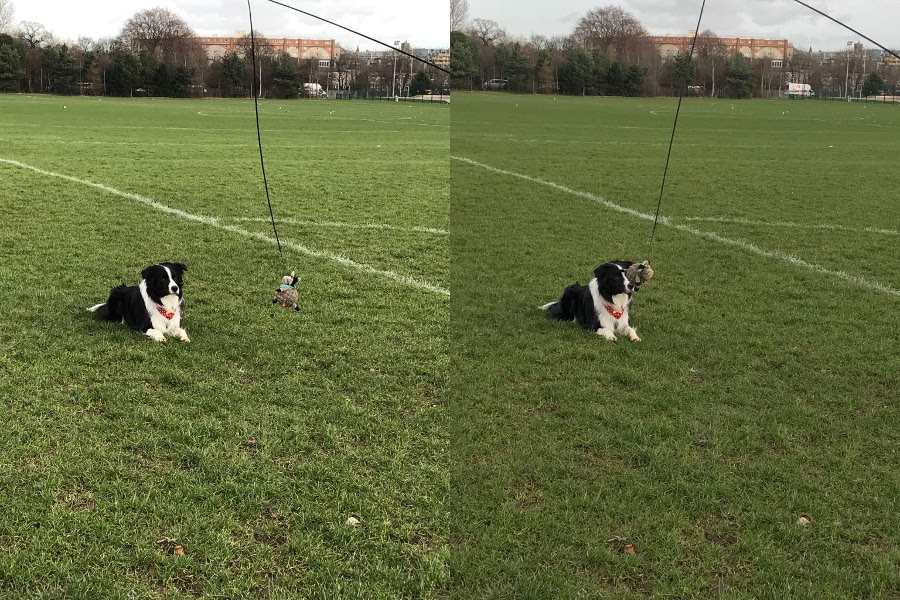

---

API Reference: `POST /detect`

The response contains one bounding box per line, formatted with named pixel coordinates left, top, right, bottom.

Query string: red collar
left=603, top=304, right=624, bottom=319
left=156, top=306, right=176, bottom=320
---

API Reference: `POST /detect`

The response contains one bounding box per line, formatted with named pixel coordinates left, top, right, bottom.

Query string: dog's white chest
left=140, top=284, right=182, bottom=333
left=149, top=308, right=180, bottom=332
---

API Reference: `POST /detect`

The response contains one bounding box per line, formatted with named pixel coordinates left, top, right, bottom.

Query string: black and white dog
left=88, top=263, right=190, bottom=342
left=541, top=261, right=641, bottom=342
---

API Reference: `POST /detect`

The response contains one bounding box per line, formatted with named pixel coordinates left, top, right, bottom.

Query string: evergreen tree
left=171, top=65, right=192, bottom=97
left=153, top=62, right=172, bottom=96
left=861, top=71, right=885, bottom=97
left=590, top=48, right=610, bottom=94
left=623, top=64, right=645, bottom=96
left=221, top=51, right=246, bottom=97
left=43, top=45, right=79, bottom=95
left=450, top=30, right=477, bottom=89
left=271, top=53, right=300, bottom=98
left=106, top=51, right=141, bottom=96
left=668, top=51, right=696, bottom=93
left=724, top=52, right=753, bottom=98
left=502, top=42, right=531, bottom=92
left=558, top=50, right=592, bottom=95
left=137, top=50, right=158, bottom=92
left=410, top=71, right=431, bottom=96
left=0, top=33, right=25, bottom=92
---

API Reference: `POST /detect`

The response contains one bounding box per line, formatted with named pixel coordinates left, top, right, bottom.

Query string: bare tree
left=17, top=21, right=52, bottom=49
left=468, top=18, right=505, bottom=82
left=696, top=30, right=728, bottom=97
left=469, top=18, right=504, bottom=47
left=118, top=7, right=194, bottom=58
left=450, top=0, right=469, bottom=32
left=0, top=0, right=13, bottom=33
left=572, top=5, right=647, bottom=60
left=17, top=21, right=52, bottom=92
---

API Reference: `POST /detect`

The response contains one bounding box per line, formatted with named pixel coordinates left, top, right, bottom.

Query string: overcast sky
left=10, top=0, right=449, bottom=50
left=470, top=0, right=899, bottom=52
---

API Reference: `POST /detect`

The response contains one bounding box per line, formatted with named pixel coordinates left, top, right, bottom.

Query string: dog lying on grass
left=541, top=261, right=651, bottom=342
left=88, top=262, right=189, bottom=342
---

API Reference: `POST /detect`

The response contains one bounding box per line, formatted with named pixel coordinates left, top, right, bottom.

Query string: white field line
left=229, top=217, right=448, bottom=235
left=0, top=158, right=448, bottom=297
left=680, top=215, right=900, bottom=237
left=451, top=155, right=900, bottom=297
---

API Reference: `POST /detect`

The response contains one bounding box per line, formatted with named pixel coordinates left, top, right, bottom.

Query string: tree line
left=0, top=5, right=448, bottom=98
left=451, top=4, right=900, bottom=98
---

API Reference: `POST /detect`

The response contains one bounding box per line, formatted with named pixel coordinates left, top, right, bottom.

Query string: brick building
left=195, top=33, right=340, bottom=65
left=650, top=33, right=792, bottom=61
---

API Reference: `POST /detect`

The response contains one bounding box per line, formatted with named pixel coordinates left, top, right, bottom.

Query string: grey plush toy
left=273, top=271, right=299, bottom=311
left=625, top=261, right=653, bottom=289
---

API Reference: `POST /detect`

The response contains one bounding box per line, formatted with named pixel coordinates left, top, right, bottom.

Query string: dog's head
left=594, top=261, right=634, bottom=300
left=141, top=262, right=187, bottom=304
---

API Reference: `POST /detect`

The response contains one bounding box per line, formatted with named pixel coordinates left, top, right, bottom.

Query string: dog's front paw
left=146, top=329, right=166, bottom=342
left=630, top=334, right=641, bottom=342
left=176, top=328, right=190, bottom=343
left=597, top=328, right=617, bottom=341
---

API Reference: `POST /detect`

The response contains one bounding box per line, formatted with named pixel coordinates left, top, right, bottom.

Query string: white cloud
left=470, top=0, right=899, bottom=51
left=13, top=0, right=449, bottom=50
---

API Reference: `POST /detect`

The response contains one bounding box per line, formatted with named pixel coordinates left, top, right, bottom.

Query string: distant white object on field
left=303, top=82, right=326, bottom=98
left=785, top=83, right=814, bottom=98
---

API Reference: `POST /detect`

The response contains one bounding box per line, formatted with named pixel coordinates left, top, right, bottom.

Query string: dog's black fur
left=543, top=261, right=637, bottom=334
left=91, top=263, right=186, bottom=335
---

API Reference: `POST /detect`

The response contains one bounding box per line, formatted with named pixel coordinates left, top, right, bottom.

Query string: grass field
left=451, top=93, right=900, bottom=598
left=0, top=95, right=448, bottom=598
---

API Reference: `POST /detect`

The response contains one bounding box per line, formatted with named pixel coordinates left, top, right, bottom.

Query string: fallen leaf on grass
left=346, top=516, right=361, bottom=526
left=624, top=544, right=635, bottom=554
left=797, top=515, right=811, bottom=527
left=173, top=545, right=184, bottom=555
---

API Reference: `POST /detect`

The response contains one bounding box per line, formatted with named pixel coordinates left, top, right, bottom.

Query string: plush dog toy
left=273, top=271, right=299, bottom=311
left=625, top=260, right=653, bottom=289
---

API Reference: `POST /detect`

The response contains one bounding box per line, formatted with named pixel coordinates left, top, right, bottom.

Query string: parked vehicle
left=483, top=78, right=508, bottom=91
left=785, top=83, right=814, bottom=98
left=303, top=83, right=326, bottom=98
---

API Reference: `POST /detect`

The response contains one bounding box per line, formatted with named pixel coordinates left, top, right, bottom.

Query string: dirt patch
left=505, top=478, right=545, bottom=511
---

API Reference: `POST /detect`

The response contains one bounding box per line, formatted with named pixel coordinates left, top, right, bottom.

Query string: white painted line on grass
left=229, top=217, right=448, bottom=235
left=451, top=155, right=900, bottom=297
left=680, top=215, right=900, bottom=237
left=0, top=157, right=449, bottom=297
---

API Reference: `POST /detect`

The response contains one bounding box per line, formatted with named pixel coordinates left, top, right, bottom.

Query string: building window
left=772, top=60, right=783, bottom=68
left=319, top=60, right=330, bottom=68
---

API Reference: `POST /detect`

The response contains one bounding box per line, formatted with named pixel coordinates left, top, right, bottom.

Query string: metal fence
left=330, top=88, right=449, bottom=103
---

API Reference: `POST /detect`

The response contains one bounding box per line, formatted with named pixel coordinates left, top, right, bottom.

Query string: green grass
left=451, top=93, right=900, bottom=598
left=0, top=95, right=448, bottom=599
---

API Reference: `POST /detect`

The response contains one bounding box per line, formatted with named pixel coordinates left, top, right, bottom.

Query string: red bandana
left=156, top=306, right=176, bottom=320
left=604, top=304, right=624, bottom=319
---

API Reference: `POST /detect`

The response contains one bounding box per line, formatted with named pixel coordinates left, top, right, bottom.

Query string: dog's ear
left=593, top=263, right=617, bottom=282
left=141, top=265, right=157, bottom=280
left=163, top=262, right=187, bottom=275
left=594, top=263, right=623, bottom=295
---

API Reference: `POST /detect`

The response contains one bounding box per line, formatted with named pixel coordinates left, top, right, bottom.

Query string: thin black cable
left=263, top=0, right=451, bottom=74
left=247, top=0, right=285, bottom=264
left=648, top=0, right=706, bottom=260
left=790, top=0, right=900, bottom=61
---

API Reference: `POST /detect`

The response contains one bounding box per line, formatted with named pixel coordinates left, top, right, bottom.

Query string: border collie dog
left=541, top=261, right=641, bottom=342
left=88, top=263, right=189, bottom=342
